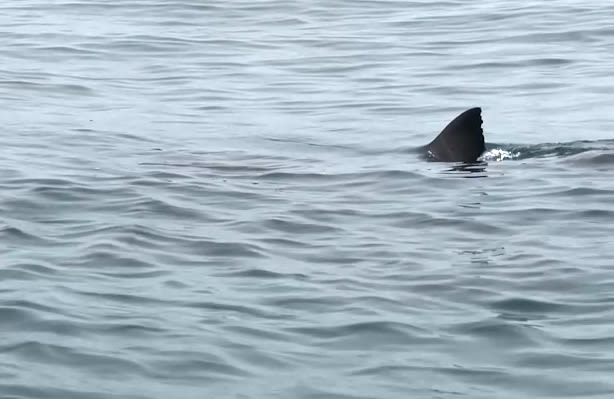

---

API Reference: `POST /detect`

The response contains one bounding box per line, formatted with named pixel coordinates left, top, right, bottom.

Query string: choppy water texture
left=1, top=1, right=614, bottom=398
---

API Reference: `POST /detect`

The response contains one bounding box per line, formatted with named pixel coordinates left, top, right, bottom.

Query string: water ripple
left=2, top=1, right=614, bottom=398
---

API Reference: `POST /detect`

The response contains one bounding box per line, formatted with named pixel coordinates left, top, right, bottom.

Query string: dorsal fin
left=425, top=107, right=485, bottom=162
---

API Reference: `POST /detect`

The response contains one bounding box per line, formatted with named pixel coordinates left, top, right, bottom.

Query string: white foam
left=480, top=148, right=520, bottom=162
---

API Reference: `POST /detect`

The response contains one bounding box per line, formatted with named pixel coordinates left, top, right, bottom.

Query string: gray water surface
left=2, top=1, right=614, bottom=398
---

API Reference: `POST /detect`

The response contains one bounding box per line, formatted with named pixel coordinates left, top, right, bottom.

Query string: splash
left=480, top=148, right=520, bottom=162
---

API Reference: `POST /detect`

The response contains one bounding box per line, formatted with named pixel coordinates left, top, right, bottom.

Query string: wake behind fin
left=425, top=107, right=485, bottom=162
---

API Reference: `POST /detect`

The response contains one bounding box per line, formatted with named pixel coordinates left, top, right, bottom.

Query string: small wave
left=449, top=317, right=545, bottom=347
left=486, top=139, right=614, bottom=161
left=286, top=320, right=426, bottom=347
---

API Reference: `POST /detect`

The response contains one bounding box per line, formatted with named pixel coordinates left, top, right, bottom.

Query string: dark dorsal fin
left=425, top=107, right=485, bottom=162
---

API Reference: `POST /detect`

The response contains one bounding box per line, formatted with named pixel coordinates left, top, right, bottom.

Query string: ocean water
left=1, top=1, right=614, bottom=398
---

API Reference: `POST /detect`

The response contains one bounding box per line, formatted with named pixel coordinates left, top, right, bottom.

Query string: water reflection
left=443, top=161, right=488, bottom=178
